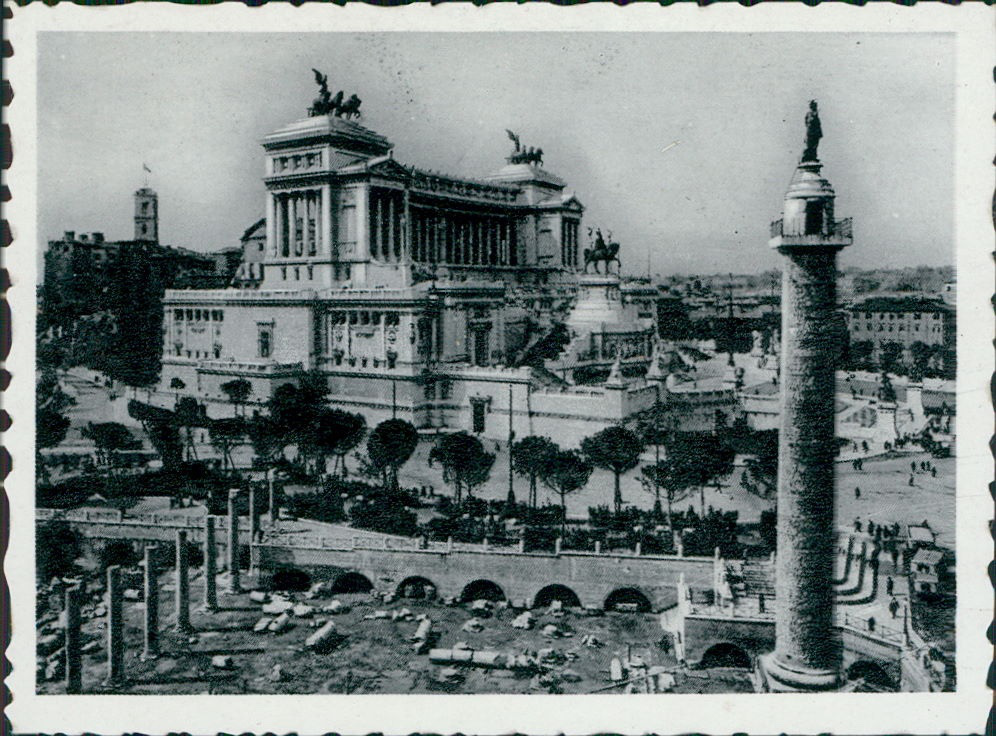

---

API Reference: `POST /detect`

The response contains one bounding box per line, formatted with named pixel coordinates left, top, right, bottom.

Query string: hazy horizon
left=38, top=32, right=955, bottom=275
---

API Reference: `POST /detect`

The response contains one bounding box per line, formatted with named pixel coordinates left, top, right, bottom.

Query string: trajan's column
left=759, top=101, right=852, bottom=691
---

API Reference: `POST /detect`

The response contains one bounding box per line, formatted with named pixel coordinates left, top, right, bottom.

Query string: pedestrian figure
left=854, top=517, right=863, bottom=533
left=886, top=576, right=894, bottom=595
left=910, top=461, right=916, bottom=474
left=931, top=467, right=937, bottom=478
left=889, top=597, right=900, bottom=619
left=758, top=593, right=766, bottom=614
left=868, top=616, right=876, bottom=632
left=855, top=486, right=861, bottom=499
left=908, top=474, right=914, bottom=486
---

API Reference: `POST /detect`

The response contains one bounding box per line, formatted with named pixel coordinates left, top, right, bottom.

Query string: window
left=307, top=265, right=313, bottom=280
left=175, top=309, right=184, bottom=320
left=294, top=267, right=300, bottom=281
left=281, top=266, right=287, bottom=280
left=258, top=325, right=273, bottom=359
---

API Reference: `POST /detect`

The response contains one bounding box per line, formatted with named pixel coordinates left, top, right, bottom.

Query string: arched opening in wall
left=846, top=660, right=897, bottom=692
left=700, top=643, right=752, bottom=669
left=532, top=584, right=582, bottom=609
left=330, top=571, right=374, bottom=594
left=271, top=567, right=312, bottom=592
left=461, top=579, right=506, bottom=603
left=398, top=576, right=438, bottom=600
left=604, top=587, right=653, bottom=613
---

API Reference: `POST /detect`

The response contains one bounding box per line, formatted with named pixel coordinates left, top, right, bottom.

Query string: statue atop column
left=801, top=99, right=822, bottom=163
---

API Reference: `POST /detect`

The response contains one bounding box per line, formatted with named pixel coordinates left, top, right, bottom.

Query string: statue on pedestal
left=801, top=99, right=822, bottom=163
left=309, top=69, right=361, bottom=119
left=505, top=129, right=544, bottom=165
left=583, top=228, right=622, bottom=274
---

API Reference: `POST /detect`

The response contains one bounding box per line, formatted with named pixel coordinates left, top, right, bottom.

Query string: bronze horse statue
left=583, top=228, right=621, bottom=274
left=309, top=70, right=361, bottom=119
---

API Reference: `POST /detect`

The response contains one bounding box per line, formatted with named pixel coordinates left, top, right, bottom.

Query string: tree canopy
left=512, top=435, right=559, bottom=508
left=429, top=431, right=495, bottom=503
left=539, top=449, right=592, bottom=533
left=581, top=425, right=643, bottom=513
left=367, top=418, right=419, bottom=490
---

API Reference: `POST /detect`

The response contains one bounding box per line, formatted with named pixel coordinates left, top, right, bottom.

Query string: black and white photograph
left=5, top=5, right=993, bottom=734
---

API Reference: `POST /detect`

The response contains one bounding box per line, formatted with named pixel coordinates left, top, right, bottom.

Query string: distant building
left=232, top=218, right=267, bottom=288
left=845, top=295, right=955, bottom=376
left=42, top=189, right=234, bottom=326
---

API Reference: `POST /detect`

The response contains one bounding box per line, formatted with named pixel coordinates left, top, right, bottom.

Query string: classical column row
left=411, top=210, right=517, bottom=267
left=62, top=487, right=278, bottom=692
left=274, top=190, right=323, bottom=258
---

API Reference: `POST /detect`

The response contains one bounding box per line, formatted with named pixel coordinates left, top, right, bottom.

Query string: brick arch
left=700, top=642, right=752, bottom=669
left=461, top=579, right=506, bottom=603
left=604, top=587, right=653, bottom=612
left=271, top=567, right=312, bottom=592
left=397, top=575, right=438, bottom=599
left=330, top=571, right=374, bottom=594
left=532, top=583, right=582, bottom=609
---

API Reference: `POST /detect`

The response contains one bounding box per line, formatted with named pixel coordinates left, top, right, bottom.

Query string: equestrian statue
left=505, top=129, right=544, bottom=166
left=583, top=228, right=622, bottom=274
left=309, top=69, right=362, bottom=120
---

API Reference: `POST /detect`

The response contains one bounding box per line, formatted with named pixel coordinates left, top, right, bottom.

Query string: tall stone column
left=759, top=102, right=852, bottom=692
left=175, top=531, right=191, bottom=633
left=227, top=489, right=241, bottom=593
left=142, top=545, right=159, bottom=658
left=104, top=565, right=125, bottom=686
left=268, top=470, right=277, bottom=528
left=202, top=515, right=217, bottom=611
left=249, top=483, right=260, bottom=542
left=64, top=585, right=83, bottom=694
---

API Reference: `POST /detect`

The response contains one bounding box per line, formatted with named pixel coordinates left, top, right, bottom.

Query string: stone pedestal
left=104, top=565, right=125, bottom=686
left=142, top=545, right=159, bottom=658
left=64, top=585, right=83, bottom=694
left=175, top=531, right=191, bottom=633
left=202, top=516, right=217, bottom=611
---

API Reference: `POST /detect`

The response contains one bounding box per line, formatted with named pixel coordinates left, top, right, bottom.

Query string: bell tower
left=134, top=188, right=159, bottom=242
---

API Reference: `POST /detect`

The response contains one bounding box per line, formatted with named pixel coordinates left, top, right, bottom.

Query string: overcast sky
left=38, top=32, right=954, bottom=275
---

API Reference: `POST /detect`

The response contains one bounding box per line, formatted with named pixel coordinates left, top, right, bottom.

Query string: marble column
left=64, top=585, right=83, bottom=693
left=105, top=565, right=124, bottom=686
left=268, top=469, right=277, bottom=528
left=175, top=531, right=191, bottom=633
left=227, top=489, right=240, bottom=593
left=202, top=516, right=217, bottom=611
left=142, top=545, right=159, bottom=658
left=760, top=134, right=851, bottom=691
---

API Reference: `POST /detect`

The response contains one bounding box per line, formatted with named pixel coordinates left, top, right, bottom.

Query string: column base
left=757, top=652, right=841, bottom=693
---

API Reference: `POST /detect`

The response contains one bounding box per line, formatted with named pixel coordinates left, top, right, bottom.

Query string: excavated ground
left=36, top=570, right=754, bottom=695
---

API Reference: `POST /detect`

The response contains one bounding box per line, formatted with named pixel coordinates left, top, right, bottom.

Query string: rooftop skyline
left=38, top=32, right=954, bottom=275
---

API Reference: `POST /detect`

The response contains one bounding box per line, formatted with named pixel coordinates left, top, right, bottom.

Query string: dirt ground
left=37, top=571, right=754, bottom=695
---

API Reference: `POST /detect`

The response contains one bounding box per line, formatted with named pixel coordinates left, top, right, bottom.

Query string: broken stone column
left=105, top=565, right=125, bottom=686
left=202, top=515, right=217, bottom=611
left=64, top=585, right=83, bottom=694
left=227, top=489, right=240, bottom=593
left=175, top=531, right=191, bottom=633
left=249, top=483, right=260, bottom=542
left=594, top=541, right=602, bottom=554
left=142, top=544, right=159, bottom=658
left=267, top=469, right=277, bottom=528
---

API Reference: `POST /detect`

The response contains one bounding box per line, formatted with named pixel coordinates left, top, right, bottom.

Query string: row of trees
left=847, top=339, right=954, bottom=380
